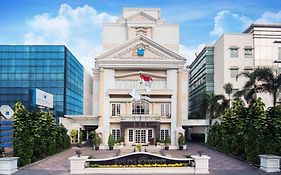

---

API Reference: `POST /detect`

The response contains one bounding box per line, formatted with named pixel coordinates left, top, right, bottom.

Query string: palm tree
left=254, top=67, right=281, bottom=107
left=223, top=83, right=233, bottom=106
left=236, top=67, right=281, bottom=107
left=235, top=71, right=259, bottom=104
left=198, top=92, right=228, bottom=126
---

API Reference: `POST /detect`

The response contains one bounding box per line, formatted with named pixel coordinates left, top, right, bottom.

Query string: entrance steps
left=119, top=145, right=161, bottom=156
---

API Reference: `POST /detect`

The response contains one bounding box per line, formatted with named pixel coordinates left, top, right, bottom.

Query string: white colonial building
left=91, top=8, right=188, bottom=147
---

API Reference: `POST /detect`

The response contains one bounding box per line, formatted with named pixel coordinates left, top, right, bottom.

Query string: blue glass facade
left=189, top=46, right=214, bottom=119
left=0, top=45, right=84, bottom=119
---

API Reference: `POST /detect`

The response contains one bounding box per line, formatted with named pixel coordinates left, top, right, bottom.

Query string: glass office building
left=0, top=45, right=84, bottom=120
left=189, top=46, right=214, bottom=119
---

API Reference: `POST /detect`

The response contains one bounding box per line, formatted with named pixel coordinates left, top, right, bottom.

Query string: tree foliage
left=223, top=83, right=233, bottom=104
left=207, top=98, right=281, bottom=164
left=236, top=67, right=281, bottom=106
left=197, top=92, right=229, bottom=126
left=13, top=102, right=70, bottom=166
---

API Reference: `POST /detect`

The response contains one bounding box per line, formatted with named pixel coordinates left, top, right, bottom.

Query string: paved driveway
left=15, top=143, right=280, bottom=175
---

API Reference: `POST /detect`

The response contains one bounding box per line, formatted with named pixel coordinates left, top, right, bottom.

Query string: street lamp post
left=273, top=60, right=281, bottom=74
left=273, top=60, right=281, bottom=104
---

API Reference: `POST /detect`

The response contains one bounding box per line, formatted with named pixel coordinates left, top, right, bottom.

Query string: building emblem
left=137, top=47, right=144, bottom=56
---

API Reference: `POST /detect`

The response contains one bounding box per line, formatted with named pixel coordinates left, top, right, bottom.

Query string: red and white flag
left=140, top=74, right=153, bottom=92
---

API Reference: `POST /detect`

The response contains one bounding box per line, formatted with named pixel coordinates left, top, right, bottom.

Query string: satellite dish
left=0, top=105, right=14, bottom=119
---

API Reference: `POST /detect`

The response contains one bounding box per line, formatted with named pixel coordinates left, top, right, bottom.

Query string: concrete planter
left=69, top=153, right=211, bottom=174
left=259, top=155, right=281, bottom=173
left=191, top=155, right=211, bottom=174
left=0, top=157, right=19, bottom=175
left=69, top=156, right=89, bottom=174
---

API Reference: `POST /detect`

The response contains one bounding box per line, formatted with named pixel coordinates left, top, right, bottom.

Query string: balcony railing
left=110, top=114, right=171, bottom=122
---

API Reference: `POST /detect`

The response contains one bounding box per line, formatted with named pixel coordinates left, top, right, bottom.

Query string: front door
left=127, top=128, right=154, bottom=145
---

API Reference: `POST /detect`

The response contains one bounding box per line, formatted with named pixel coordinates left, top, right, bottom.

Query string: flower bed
left=89, top=163, right=190, bottom=168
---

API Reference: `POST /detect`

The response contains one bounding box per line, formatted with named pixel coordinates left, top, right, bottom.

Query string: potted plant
left=120, top=136, right=125, bottom=146
left=155, top=136, right=160, bottom=146
left=108, top=134, right=115, bottom=150
left=94, top=133, right=101, bottom=150
left=178, top=133, right=185, bottom=150
left=136, top=144, right=142, bottom=152
left=164, top=135, right=171, bottom=150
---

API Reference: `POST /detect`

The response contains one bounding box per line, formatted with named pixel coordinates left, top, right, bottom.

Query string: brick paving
left=14, top=143, right=281, bottom=175
left=14, top=147, right=119, bottom=175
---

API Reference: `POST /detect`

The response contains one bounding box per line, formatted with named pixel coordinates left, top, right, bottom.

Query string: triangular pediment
left=96, top=35, right=186, bottom=68
left=126, top=11, right=157, bottom=23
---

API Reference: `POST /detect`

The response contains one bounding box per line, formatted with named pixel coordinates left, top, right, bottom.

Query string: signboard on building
left=0, top=105, right=14, bottom=155
left=33, top=88, right=54, bottom=108
left=0, top=105, right=14, bottom=119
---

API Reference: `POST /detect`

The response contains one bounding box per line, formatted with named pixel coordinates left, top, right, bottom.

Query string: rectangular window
left=160, top=103, right=171, bottom=117
left=230, top=69, right=238, bottom=78
left=160, top=129, right=170, bottom=141
left=244, top=68, right=253, bottom=73
left=230, top=48, right=238, bottom=58
left=148, top=129, right=153, bottom=139
left=129, top=129, right=133, bottom=142
left=111, top=103, right=120, bottom=116
left=244, top=48, right=253, bottom=58
left=112, top=129, right=121, bottom=141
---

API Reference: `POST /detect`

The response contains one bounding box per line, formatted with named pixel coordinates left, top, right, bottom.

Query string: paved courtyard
left=14, top=142, right=280, bottom=175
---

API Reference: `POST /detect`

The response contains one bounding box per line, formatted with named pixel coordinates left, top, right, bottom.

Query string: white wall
left=103, top=24, right=127, bottom=50
left=83, top=70, right=93, bottom=115
left=214, top=34, right=253, bottom=96
left=153, top=25, right=179, bottom=53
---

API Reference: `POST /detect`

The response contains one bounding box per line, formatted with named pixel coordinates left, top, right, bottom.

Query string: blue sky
left=0, top=0, right=281, bottom=71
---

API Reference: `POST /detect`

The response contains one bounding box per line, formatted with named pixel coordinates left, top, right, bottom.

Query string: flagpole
left=144, top=94, right=147, bottom=152
left=139, top=98, right=141, bottom=149
left=133, top=99, right=136, bottom=152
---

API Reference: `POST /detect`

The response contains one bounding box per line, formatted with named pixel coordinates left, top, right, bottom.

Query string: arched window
left=132, top=100, right=149, bottom=114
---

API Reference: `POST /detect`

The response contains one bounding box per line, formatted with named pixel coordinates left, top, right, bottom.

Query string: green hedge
left=207, top=98, right=281, bottom=164
left=13, top=102, right=71, bottom=166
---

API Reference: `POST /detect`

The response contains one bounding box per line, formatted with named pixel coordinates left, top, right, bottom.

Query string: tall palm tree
left=223, top=83, right=233, bottom=107
left=236, top=67, right=281, bottom=107
left=198, top=92, right=228, bottom=126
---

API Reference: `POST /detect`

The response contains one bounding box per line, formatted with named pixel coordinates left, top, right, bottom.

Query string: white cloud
left=179, top=44, right=206, bottom=65
left=210, top=10, right=253, bottom=36
left=256, top=11, right=281, bottom=23
left=24, top=3, right=117, bottom=72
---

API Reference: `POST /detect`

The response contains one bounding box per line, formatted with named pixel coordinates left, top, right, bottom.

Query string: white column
left=77, top=129, right=80, bottom=143
left=103, top=69, right=115, bottom=145
left=92, top=69, right=100, bottom=116
left=167, top=69, right=177, bottom=146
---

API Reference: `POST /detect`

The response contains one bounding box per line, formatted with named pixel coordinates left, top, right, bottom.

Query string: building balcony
left=182, top=119, right=210, bottom=126
left=110, top=114, right=171, bottom=123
